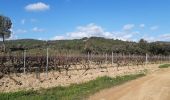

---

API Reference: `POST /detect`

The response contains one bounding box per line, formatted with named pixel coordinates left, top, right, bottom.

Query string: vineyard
left=0, top=49, right=169, bottom=77
left=0, top=49, right=169, bottom=92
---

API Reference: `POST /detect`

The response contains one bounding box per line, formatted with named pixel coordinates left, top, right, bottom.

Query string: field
left=0, top=51, right=167, bottom=92
left=0, top=74, right=145, bottom=100
left=0, top=51, right=169, bottom=99
left=0, top=63, right=159, bottom=92
left=1, top=1, right=170, bottom=99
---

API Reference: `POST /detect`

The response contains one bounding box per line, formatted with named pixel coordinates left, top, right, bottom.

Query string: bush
left=159, top=64, right=170, bottom=68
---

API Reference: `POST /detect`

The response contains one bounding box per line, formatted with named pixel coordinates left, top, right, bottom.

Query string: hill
left=1, top=37, right=170, bottom=55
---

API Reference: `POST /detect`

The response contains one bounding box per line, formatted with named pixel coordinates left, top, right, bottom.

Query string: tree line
left=1, top=37, right=170, bottom=56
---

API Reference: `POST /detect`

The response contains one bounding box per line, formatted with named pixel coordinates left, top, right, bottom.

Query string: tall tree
left=0, top=15, right=12, bottom=52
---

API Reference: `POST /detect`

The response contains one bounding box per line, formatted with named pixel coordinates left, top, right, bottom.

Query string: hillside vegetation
left=1, top=37, right=170, bottom=55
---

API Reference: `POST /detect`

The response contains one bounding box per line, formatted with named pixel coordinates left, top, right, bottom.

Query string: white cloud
left=25, top=2, right=50, bottom=12
left=15, top=29, right=27, bottom=34
left=160, top=34, right=170, bottom=38
left=112, top=31, right=139, bottom=41
left=32, top=27, right=45, bottom=32
left=21, top=19, right=26, bottom=25
left=38, top=37, right=43, bottom=40
left=142, top=35, right=158, bottom=42
left=150, top=26, right=159, bottom=30
left=8, top=33, right=18, bottom=40
left=7, top=29, right=18, bottom=40
left=139, top=24, right=145, bottom=28
left=159, top=33, right=170, bottom=40
left=141, top=33, right=170, bottom=42
left=66, top=23, right=106, bottom=38
left=52, top=23, right=139, bottom=41
left=123, top=24, right=135, bottom=31
left=51, top=36, right=66, bottom=40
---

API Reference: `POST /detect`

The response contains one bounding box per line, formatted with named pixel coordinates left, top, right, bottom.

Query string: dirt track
left=89, top=68, right=170, bottom=100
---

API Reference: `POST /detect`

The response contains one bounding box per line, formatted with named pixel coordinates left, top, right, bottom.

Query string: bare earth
left=89, top=68, right=170, bottom=100
left=0, top=63, right=159, bottom=93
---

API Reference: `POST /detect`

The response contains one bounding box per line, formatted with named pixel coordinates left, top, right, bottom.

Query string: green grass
left=0, top=73, right=145, bottom=100
left=159, top=64, right=170, bottom=68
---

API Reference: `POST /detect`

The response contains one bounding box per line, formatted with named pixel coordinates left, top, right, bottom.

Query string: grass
left=0, top=73, right=145, bottom=100
left=159, top=64, right=170, bottom=68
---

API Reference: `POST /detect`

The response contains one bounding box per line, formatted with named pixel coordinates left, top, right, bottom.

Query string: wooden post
left=159, top=56, right=161, bottom=64
left=91, top=53, right=93, bottom=61
left=88, top=52, right=90, bottom=61
left=145, top=53, right=148, bottom=64
left=128, top=54, right=131, bottom=62
left=128, top=54, right=131, bottom=69
left=23, top=50, right=26, bottom=74
left=112, top=52, right=113, bottom=65
left=35, top=67, right=40, bottom=79
left=46, top=47, right=49, bottom=78
left=105, top=53, right=107, bottom=63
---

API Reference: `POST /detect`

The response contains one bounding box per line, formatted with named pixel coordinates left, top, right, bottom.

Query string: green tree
left=0, top=15, right=12, bottom=52
left=138, top=39, right=149, bottom=54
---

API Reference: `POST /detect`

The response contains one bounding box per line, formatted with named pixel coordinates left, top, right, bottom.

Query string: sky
left=0, top=0, right=170, bottom=41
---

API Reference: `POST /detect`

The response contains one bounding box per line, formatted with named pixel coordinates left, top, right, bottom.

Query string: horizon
left=2, top=36, right=170, bottom=44
left=1, top=0, right=170, bottom=42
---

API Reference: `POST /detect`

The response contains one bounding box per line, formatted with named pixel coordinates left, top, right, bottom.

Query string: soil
left=0, top=63, right=159, bottom=93
left=89, top=66, right=170, bottom=100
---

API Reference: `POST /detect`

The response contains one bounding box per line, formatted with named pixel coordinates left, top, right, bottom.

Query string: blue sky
left=0, top=0, right=170, bottom=41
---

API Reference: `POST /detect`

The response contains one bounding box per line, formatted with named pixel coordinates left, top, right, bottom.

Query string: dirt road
left=89, top=68, right=170, bottom=100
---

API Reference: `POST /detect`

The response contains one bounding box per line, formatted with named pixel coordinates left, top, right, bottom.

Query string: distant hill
left=1, top=37, right=170, bottom=55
